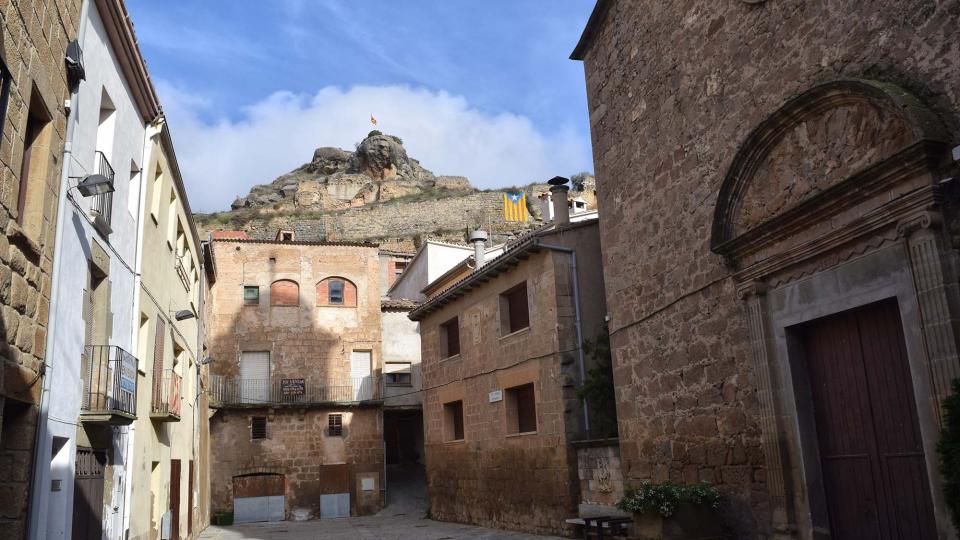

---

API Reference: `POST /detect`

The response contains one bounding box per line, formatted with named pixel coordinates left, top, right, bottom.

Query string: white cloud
left=158, top=82, right=593, bottom=212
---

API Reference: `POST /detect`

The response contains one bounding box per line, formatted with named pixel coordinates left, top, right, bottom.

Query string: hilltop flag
left=503, top=192, right=528, bottom=222
left=370, top=114, right=378, bottom=125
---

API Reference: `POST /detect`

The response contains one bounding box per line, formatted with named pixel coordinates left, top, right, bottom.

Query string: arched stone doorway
left=711, top=79, right=958, bottom=539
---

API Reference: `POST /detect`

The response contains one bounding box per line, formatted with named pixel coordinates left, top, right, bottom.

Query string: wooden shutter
left=154, top=319, right=166, bottom=373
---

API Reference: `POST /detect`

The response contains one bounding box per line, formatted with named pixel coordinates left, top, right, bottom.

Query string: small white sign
left=361, top=477, right=375, bottom=491
left=488, top=390, right=503, bottom=403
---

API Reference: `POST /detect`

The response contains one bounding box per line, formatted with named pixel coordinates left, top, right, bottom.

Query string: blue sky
left=126, top=1, right=597, bottom=212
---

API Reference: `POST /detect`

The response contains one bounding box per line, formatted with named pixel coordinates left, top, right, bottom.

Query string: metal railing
left=209, top=376, right=378, bottom=406
left=151, top=369, right=183, bottom=417
left=82, top=345, right=138, bottom=418
left=90, top=151, right=115, bottom=228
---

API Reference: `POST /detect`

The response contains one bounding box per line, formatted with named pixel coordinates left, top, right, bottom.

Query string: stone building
left=0, top=1, right=80, bottom=537
left=409, top=210, right=608, bottom=536
left=205, top=232, right=386, bottom=522
left=573, top=0, right=960, bottom=537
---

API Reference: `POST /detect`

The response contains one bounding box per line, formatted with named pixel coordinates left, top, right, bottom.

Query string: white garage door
left=240, top=351, right=271, bottom=403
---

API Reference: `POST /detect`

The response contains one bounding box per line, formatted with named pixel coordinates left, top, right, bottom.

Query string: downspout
left=536, top=241, right=590, bottom=438
left=27, top=2, right=90, bottom=537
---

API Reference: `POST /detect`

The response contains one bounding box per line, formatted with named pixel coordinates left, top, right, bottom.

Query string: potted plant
left=617, top=481, right=725, bottom=539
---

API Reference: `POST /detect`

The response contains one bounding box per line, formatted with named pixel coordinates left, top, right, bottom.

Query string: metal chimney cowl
left=469, top=229, right=488, bottom=268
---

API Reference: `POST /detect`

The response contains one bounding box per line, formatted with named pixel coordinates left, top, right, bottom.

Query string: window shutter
left=154, top=318, right=166, bottom=374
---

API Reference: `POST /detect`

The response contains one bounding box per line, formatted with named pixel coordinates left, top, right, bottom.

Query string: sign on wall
left=489, top=389, right=503, bottom=403
left=280, top=378, right=305, bottom=396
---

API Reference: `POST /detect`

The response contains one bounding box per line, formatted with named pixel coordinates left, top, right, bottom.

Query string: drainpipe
left=469, top=229, right=488, bottom=268
left=535, top=241, right=589, bottom=438
left=27, top=3, right=90, bottom=537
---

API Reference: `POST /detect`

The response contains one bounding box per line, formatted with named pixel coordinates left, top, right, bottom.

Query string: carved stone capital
left=737, top=280, right=769, bottom=301
left=897, top=210, right=942, bottom=238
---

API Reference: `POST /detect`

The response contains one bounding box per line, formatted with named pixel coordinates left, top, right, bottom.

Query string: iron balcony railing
left=209, top=376, right=378, bottom=406
left=151, top=369, right=183, bottom=418
left=82, top=345, right=138, bottom=418
left=90, top=151, right=115, bottom=229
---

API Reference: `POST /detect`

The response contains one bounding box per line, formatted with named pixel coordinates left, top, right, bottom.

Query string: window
left=167, top=190, right=177, bottom=245
left=439, top=317, right=460, bottom=358
left=317, top=277, right=357, bottom=307
left=150, top=164, right=163, bottom=220
left=506, top=383, right=537, bottom=434
left=329, top=279, right=344, bottom=304
left=384, top=362, right=412, bottom=386
left=328, top=414, right=343, bottom=436
left=0, top=59, right=11, bottom=143
left=270, top=280, right=299, bottom=306
left=394, top=260, right=407, bottom=279
left=499, top=282, right=530, bottom=335
left=16, top=88, right=52, bottom=236
left=128, top=161, right=141, bottom=217
left=243, top=286, right=260, bottom=305
left=443, top=400, right=464, bottom=442
left=251, top=417, right=267, bottom=440
left=275, top=229, right=295, bottom=242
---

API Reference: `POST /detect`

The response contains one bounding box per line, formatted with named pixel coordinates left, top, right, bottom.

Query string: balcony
left=150, top=369, right=182, bottom=422
left=89, top=151, right=115, bottom=236
left=209, top=376, right=379, bottom=407
left=81, top=345, right=138, bottom=425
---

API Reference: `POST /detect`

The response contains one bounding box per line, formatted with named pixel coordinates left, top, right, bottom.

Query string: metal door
left=72, top=448, right=106, bottom=540
left=350, top=350, right=372, bottom=400
left=233, top=474, right=285, bottom=523
left=798, top=298, right=936, bottom=539
left=240, top=351, right=270, bottom=403
left=170, top=459, right=181, bottom=539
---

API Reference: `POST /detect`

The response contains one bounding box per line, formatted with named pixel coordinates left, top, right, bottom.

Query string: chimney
left=469, top=229, right=488, bottom=268
left=548, top=176, right=570, bottom=225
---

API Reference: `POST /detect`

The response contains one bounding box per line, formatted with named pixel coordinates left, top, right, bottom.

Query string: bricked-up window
left=270, top=279, right=299, bottom=306
left=17, top=89, right=52, bottom=235
left=499, top=282, right=530, bottom=335
left=439, top=317, right=460, bottom=359
left=243, top=286, right=260, bottom=305
left=328, top=414, right=343, bottom=436
left=251, top=417, right=267, bottom=440
left=443, top=400, right=464, bottom=441
left=316, top=277, right=357, bottom=307
left=506, top=383, right=537, bottom=434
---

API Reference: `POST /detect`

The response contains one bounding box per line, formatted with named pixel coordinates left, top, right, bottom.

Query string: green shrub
left=368, top=130, right=382, bottom=138
left=577, top=324, right=618, bottom=438
left=617, top=481, right=721, bottom=518
left=939, top=378, right=960, bottom=529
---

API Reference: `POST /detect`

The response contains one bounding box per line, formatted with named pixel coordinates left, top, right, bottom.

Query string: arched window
left=270, top=279, right=299, bottom=306
left=317, top=277, right=357, bottom=307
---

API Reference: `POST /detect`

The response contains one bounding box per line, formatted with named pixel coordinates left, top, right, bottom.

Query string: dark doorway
left=796, top=298, right=937, bottom=539
left=72, top=448, right=106, bottom=540
left=170, top=459, right=181, bottom=539
left=382, top=410, right=426, bottom=517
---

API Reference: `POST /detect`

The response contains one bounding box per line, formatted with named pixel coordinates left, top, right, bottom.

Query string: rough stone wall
left=577, top=0, right=960, bottom=535
left=576, top=442, right=624, bottom=509
left=0, top=1, right=80, bottom=538
left=207, top=239, right=385, bottom=516
left=209, top=407, right=383, bottom=518
left=420, top=251, right=583, bottom=536
left=198, top=190, right=540, bottom=249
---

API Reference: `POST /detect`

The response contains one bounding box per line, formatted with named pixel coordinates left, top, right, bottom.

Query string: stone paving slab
left=199, top=516, right=568, bottom=540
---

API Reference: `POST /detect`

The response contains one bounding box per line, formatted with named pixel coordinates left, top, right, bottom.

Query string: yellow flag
left=503, top=192, right=528, bottom=222
left=370, top=114, right=378, bottom=125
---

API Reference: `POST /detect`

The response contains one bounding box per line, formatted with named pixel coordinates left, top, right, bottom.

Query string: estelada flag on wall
left=503, top=192, right=528, bottom=222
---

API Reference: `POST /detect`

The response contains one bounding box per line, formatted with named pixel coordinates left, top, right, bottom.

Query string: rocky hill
left=195, top=132, right=594, bottom=252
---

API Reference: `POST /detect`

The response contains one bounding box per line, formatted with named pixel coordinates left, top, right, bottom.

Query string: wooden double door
left=797, top=298, right=937, bottom=539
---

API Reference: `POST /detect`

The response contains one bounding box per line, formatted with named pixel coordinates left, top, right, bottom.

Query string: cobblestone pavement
left=198, top=517, right=568, bottom=540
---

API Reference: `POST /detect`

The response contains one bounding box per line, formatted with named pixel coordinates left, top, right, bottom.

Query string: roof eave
left=570, top=0, right=614, bottom=61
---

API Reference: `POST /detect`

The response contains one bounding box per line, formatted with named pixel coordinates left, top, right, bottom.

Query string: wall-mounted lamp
left=75, top=174, right=114, bottom=197
left=199, top=357, right=215, bottom=365
left=173, top=309, right=196, bottom=321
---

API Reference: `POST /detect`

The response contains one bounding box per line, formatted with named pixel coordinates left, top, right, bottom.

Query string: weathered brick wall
left=209, top=407, right=383, bottom=518
left=420, top=251, right=583, bottom=536
left=577, top=0, right=960, bottom=535
left=0, top=1, right=80, bottom=538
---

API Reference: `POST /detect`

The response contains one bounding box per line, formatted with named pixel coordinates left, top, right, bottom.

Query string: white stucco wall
left=389, top=242, right=473, bottom=302
left=381, top=310, right=422, bottom=406
left=30, top=3, right=150, bottom=539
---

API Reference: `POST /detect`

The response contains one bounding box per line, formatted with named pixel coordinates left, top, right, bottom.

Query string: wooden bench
left=565, top=515, right=633, bottom=539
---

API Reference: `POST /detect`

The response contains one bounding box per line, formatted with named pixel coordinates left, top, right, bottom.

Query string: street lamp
left=75, top=174, right=114, bottom=197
